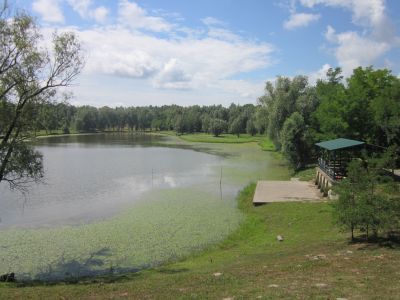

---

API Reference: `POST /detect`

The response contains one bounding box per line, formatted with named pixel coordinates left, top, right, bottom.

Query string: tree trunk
left=0, top=127, right=21, bottom=182
left=351, top=225, right=354, bottom=241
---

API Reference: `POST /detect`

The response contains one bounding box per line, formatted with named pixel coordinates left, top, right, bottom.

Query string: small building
left=315, top=138, right=365, bottom=195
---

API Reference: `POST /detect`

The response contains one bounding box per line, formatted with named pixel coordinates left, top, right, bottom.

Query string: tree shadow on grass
left=15, top=248, right=143, bottom=286
left=14, top=248, right=191, bottom=287
left=351, top=234, right=400, bottom=250
left=156, top=267, right=189, bottom=274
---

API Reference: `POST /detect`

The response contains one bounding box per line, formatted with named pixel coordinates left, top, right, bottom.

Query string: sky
left=16, top=0, right=400, bottom=107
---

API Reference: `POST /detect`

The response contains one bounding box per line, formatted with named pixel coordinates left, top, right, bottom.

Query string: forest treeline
left=26, top=102, right=260, bottom=138
left=2, top=66, right=399, bottom=170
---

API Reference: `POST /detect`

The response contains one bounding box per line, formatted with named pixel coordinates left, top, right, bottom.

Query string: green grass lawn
left=258, top=137, right=275, bottom=151
left=2, top=184, right=400, bottom=299
left=178, top=133, right=263, bottom=143
left=34, top=129, right=79, bottom=136
left=175, top=133, right=276, bottom=151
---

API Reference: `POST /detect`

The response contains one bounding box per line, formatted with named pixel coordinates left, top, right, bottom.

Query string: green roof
left=315, top=138, right=365, bottom=151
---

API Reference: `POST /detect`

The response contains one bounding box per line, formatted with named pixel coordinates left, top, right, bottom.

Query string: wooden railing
left=318, top=158, right=346, bottom=181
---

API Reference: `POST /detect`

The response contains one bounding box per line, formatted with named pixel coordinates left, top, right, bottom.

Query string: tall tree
left=0, top=2, right=83, bottom=189
left=259, top=76, right=309, bottom=149
left=313, top=68, right=348, bottom=140
left=280, top=112, right=310, bottom=170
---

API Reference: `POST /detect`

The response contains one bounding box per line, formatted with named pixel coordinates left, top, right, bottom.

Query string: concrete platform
left=253, top=180, right=322, bottom=204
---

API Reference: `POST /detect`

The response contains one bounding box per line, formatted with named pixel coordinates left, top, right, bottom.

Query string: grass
left=293, top=166, right=317, bottom=181
left=175, top=132, right=276, bottom=152
left=178, top=133, right=263, bottom=144
left=2, top=184, right=400, bottom=299
left=258, top=138, right=275, bottom=151
left=34, top=129, right=79, bottom=136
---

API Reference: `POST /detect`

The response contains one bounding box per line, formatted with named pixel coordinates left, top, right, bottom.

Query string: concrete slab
left=253, top=180, right=322, bottom=204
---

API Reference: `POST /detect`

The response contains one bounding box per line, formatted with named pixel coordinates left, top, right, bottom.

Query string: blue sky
left=18, top=0, right=400, bottom=107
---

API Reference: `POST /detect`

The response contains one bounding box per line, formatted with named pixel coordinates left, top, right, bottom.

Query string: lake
left=0, top=133, right=289, bottom=280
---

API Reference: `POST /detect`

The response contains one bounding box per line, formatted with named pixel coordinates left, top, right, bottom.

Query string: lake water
left=0, top=133, right=289, bottom=280
left=0, top=134, right=225, bottom=228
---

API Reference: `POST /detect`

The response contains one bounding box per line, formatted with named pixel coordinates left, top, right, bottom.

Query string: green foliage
left=210, top=118, right=227, bottom=137
left=229, top=117, right=242, bottom=137
left=246, top=118, right=257, bottom=136
left=258, top=137, right=275, bottom=151
left=280, top=112, right=312, bottom=170
left=257, top=66, right=400, bottom=172
left=313, top=71, right=348, bottom=140
left=29, top=103, right=265, bottom=139
left=0, top=3, right=83, bottom=189
left=333, top=158, right=400, bottom=240
left=74, top=106, right=99, bottom=132
left=314, top=67, right=400, bottom=145
left=259, top=76, right=310, bottom=149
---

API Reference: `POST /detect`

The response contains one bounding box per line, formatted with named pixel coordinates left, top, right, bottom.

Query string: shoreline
left=0, top=134, right=288, bottom=282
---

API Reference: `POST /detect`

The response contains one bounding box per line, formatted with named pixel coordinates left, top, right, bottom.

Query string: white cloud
left=298, top=0, right=395, bottom=42
left=118, top=0, right=173, bottom=32
left=324, top=25, right=336, bottom=42
left=67, top=0, right=91, bottom=18
left=92, top=6, right=108, bottom=23
left=216, top=79, right=265, bottom=99
left=154, top=59, right=191, bottom=89
left=283, top=12, right=320, bottom=30
left=60, top=12, right=273, bottom=89
left=308, top=63, right=332, bottom=84
left=324, top=26, right=390, bottom=76
left=67, top=0, right=109, bottom=23
left=207, top=28, right=242, bottom=42
left=44, top=19, right=273, bottom=104
left=201, top=17, right=226, bottom=27
left=32, top=0, right=64, bottom=23
left=36, top=1, right=276, bottom=106
left=297, top=0, right=398, bottom=76
left=299, top=0, right=385, bottom=27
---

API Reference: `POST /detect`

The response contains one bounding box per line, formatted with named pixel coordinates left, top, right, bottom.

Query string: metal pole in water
left=220, top=166, right=223, bottom=200
left=152, top=168, right=154, bottom=188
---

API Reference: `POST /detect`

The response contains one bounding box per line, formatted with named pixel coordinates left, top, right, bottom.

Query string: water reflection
left=0, top=134, right=223, bottom=228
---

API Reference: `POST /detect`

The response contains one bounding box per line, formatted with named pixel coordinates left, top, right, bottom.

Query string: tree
left=333, top=160, right=368, bottom=240
left=75, top=106, right=98, bottom=132
left=315, top=67, right=400, bottom=145
left=174, top=114, right=185, bottom=135
left=333, top=158, right=399, bottom=240
left=229, top=117, right=242, bottom=137
left=254, top=105, right=268, bottom=134
left=246, top=118, right=257, bottom=136
left=368, top=71, right=400, bottom=146
left=280, top=112, right=309, bottom=170
left=0, top=3, right=84, bottom=189
left=210, top=119, right=227, bottom=137
left=313, top=68, right=348, bottom=140
left=259, top=76, right=309, bottom=149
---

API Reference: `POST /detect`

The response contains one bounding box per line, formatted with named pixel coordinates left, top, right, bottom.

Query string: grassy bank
left=175, top=133, right=276, bottom=151
left=2, top=184, right=400, bottom=299
left=178, top=133, right=260, bottom=143
left=293, top=166, right=317, bottom=181
left=33, top=131, right=277, bottom=152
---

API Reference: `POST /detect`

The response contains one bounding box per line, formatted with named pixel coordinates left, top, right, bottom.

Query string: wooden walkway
left=253, top=180, right=322, bottom=204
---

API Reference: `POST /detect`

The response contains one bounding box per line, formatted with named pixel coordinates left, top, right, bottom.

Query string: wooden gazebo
left=315, top=138, right=365, bottom=181
left=315, top=138, right=366, bottom=196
